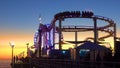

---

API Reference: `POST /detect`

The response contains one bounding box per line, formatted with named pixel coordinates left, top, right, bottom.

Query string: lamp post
left=9, top=42, right=15, bottom=68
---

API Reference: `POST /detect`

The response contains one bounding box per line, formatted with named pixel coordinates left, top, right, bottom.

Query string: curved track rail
left=51, top=11, right=115, bottom=40
left=34, top=11, right=116, bottom=56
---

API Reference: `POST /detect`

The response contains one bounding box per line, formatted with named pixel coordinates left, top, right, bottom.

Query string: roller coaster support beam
left=93, top=17, right=98, bottom=44
left=59, top=19, right=62, bottom=50
left=114, top=23, right=116, bottom=54
left=75, top=26, right=78, bottom=47
left=38, top=29, right=42, bottom=58
left=75, top=31, right=77, bottom=47
left=53, top=23, right=55, bottom=49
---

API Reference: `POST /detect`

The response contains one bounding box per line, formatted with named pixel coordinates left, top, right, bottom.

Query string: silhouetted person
left=77, top=11, right=80, bottom=17
left=13, top=56, right=15, bottom=63
left=16, top=56, right=18, bottom=63
left=82, top=11, right=84, bottom=17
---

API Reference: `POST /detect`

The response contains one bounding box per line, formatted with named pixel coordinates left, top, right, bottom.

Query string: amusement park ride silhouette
left=33, top=10, right=116, bottom=58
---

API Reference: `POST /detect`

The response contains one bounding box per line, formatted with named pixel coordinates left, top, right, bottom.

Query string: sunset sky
left=0, top=0, right=120, bottom=60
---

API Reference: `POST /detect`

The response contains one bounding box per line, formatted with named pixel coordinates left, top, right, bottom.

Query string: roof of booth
left=76, top=41, right=111, bottom=52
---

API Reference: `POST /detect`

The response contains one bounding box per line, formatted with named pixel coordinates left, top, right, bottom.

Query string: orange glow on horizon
left=0, top=31, right=120, bottom=60
left=0, top=33, right=34, bottom=59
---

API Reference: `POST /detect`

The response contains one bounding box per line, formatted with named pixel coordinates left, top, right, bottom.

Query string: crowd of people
left=54, top=11, right=94, bottom=19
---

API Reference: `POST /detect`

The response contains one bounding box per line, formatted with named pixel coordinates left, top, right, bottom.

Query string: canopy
left=76, top=41, right=111, bottom=52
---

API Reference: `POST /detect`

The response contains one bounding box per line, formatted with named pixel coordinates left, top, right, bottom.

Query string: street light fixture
left=9, top=42, right=15, bottom=68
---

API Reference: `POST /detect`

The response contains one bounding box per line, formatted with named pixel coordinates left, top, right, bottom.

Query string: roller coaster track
left=48, top=11, right=115, bottom=40
left=61, top=25, right=114, bottom=40
left=35, top=11, right=116, bottom=51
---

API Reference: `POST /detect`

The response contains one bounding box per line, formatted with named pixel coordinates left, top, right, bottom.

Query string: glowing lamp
left=9, top=41, right=15, bottom=68
left=9, top=42, right=15, bottom=47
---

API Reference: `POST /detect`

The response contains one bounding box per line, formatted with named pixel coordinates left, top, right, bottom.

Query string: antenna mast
left=39, top=14, right=42, bottom=24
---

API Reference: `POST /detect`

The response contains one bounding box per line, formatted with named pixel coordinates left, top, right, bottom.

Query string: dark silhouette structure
left=114, top=41, right=120, bottom=61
